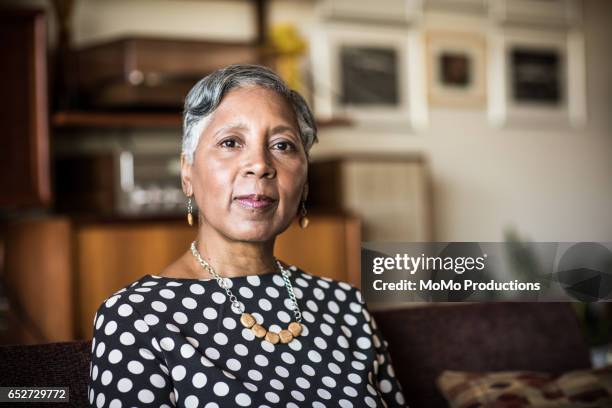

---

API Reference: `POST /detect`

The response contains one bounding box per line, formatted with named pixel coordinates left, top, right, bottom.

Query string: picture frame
left=310, top=21, right=428, bottom=129
left=425, top=31, right=487, bottom=108
left=487, top=27, right=586, bottom=128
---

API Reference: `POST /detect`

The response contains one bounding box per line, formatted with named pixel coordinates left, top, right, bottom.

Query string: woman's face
left=182, top=85, right=308, bottom=243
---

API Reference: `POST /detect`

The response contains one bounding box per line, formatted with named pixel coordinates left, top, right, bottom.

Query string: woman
left=88, top=64, right=407, bottom=407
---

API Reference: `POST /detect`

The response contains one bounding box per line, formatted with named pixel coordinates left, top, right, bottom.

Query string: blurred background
left=0, top=0, right=610, bottom=365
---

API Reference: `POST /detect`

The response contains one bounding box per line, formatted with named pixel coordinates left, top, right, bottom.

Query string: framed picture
left=339, top=46, right=400, bottom=107
left=310, top=22, right=428, bottom=128
left=488, top=27, right=586, bottom=127
left=489, top=0, right=582, bottom=26
left=425, top=31, right=487, bottom=108
left=510, top=47, right=562, bottom=105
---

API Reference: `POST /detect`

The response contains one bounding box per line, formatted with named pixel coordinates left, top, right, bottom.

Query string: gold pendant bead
left=241, top=312, right=302, bottom=343
left=187, top=212, right=194, bottom=226
left=288, top=322, right=302, bottom=337
left=265, top=331, right=280, bottom=344
left=240, top=313, right=256, bottom=328
left=278, top=329, right=294, bottom=344
left=251, top=324, right=267, bottom=338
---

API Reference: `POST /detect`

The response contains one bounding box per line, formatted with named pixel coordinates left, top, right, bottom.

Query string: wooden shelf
left=52, top=111, right=181, bottom=128
left=52, top=111, right=352, bottom=130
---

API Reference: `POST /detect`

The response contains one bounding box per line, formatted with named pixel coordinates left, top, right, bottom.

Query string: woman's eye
left=220, top=139, right=239, bottom=148
left=272, top=141, right=296, bottom=151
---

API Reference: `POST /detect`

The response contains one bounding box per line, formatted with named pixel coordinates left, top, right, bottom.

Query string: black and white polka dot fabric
left=88, top=265, right=407, bottom=407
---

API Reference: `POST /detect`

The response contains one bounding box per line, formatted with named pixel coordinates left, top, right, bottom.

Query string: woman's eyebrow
left=213, top=122, right=249, bottom=138
left=269, top=125, right=299, bottom=137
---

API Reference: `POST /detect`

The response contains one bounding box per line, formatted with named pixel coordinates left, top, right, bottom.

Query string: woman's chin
left=227, top=222, right=283, bottom=243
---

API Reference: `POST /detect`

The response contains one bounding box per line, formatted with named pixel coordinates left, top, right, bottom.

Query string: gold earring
left=187, top=197, right=194, bottom=226
left=299, top=200, right=309, bottom=229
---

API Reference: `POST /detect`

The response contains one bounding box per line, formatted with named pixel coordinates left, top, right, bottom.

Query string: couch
left=0, top=302, right=591, bottom=408
left=372, top=302, right=591, bottom=407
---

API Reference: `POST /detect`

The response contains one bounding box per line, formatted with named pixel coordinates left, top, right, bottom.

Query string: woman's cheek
left=203, top=159, right=231, bottom=187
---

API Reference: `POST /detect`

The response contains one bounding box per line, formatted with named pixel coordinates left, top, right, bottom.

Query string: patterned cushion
left=436, top=365, right=612, bottom=408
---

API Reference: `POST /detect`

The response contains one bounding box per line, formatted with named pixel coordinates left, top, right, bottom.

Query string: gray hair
left=182, top=64, right=318, bottom=164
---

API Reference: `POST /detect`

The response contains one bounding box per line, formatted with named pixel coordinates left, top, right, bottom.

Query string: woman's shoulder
left=92, top=274, right=180, bottom=322
left=290, top=265, right=365, bottom=304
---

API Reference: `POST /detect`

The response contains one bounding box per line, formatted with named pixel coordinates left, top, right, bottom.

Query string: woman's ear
left=180, top=153, right=193, bottom=196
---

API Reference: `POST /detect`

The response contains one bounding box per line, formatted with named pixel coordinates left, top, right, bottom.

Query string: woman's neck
left=191, top=226, right=277, bottom=279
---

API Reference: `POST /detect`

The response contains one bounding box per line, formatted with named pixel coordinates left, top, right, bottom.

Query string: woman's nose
left=242, top=145, right=276, bottom=179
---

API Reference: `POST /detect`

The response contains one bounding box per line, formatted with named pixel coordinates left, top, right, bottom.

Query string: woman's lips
left=234, top=194, right=277, bottom=210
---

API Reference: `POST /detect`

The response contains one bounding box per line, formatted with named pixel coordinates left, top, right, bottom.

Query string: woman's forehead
left=207, top=86, right=299, bottom=132
left=220, top=85, right=293, bottom=112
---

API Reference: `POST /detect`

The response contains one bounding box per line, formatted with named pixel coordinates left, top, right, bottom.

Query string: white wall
left=69, top=0, right=612, bottom=242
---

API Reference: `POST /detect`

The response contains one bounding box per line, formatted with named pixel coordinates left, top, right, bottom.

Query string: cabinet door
left=75, top=221, right=196, bottom=339
left=310, top=156, right=432, bottom=241
left=3, top=217, right=73, bottom=344
left=0, top=9, right=51, bottom=209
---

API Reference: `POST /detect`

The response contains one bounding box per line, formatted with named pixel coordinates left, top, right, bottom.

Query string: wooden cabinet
left=3, top=213, right=360, bottom=343
left=0, top=9, right=51, bottom=209
left=3, top=218, right=73, bottom=344
left=71, top=37, right=266, bottom=109
left=310, top=155, right=432, bottom=241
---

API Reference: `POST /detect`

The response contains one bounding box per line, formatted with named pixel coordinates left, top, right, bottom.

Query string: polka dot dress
left=88, top=264, right=408, bottom=407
